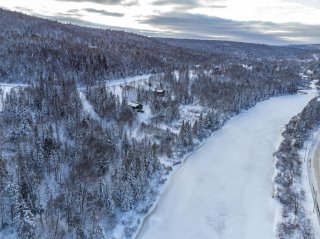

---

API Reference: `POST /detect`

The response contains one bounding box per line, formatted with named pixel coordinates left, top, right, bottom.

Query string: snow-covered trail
left=105, top=74, right=155, bottom=87
left=137, top=92, right=314, bottom=239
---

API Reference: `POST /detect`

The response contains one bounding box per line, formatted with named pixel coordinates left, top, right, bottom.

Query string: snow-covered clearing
left=105, top=74, right=154, bottom=87
left=105, top=73, right=163, bottom=102
left=166, top=104, right=205, bottom=134
left=0, top=83, right=28, bottom=93
left=173, top=70, right=179, bottom=81
left=137, top=92, right=314, bottom=239
left=78, top=74, right=161, bottom=117
left=78, top=91, right=101, bottom=122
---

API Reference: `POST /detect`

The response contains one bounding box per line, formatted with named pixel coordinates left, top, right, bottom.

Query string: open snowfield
left=137, top=92, right=315, bottom=239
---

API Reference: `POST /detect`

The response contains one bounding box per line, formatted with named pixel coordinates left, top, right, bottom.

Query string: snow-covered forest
left=275, top=97, right=320, bottom=238
left=0, top=8, right=320, bottom=239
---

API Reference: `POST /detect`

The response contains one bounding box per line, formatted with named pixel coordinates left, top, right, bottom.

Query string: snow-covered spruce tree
left=15, top=201, right=37, bottom=239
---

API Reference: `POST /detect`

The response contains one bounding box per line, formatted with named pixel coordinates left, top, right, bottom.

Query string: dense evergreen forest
left=0, top=8, right=319, bottom=239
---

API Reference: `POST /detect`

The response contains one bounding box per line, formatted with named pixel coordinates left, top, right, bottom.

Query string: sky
left=0, top=0, right=319, bottom=45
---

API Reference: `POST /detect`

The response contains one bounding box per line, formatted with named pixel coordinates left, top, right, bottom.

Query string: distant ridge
left=285, top=44, right=320, bottom=51
left=0, top=8, right=316, bottom=85
left=155, top=37, right=313, bottom=59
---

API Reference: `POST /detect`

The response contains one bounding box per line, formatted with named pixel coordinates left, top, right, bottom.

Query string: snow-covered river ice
left=137, top=92, right=315, bottom=239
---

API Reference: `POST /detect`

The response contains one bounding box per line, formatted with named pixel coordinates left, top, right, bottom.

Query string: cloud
left=152, top=0, right=198, bottom=6
left=54, top=0, right=138, bottom=6
left=45, top=15, right=111, bottom=28
left=83, top=8, right=124, bottom=17
left=26, top=6, right=320, bottom=45
left=14, top=6, right=34, bottom=13
left=43, top=14, right=152, bottom=34
left=151, top=0, right=226, bottom=9
left=67, top=9, right=80, bottom=14
left=139, top=12, right=320, bottom=45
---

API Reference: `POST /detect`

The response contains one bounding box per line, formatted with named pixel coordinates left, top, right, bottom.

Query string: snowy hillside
left=0, top=8, right=319, bottom=239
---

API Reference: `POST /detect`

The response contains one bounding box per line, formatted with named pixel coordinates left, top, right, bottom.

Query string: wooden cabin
left=155, top=89, right=165, bottom=97
left=152, top=88, right=165, bottom=97
left=128, top=102, right=143, bottom=112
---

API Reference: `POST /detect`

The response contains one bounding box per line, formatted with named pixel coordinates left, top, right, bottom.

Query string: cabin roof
left=151, top=88, right=165, bottom=93
left=128, top=101, right=141, bottom=107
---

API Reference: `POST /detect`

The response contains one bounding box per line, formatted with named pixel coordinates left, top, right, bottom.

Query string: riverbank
left=136, top=92, right=314, bottom=239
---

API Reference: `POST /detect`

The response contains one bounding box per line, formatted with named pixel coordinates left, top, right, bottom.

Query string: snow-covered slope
left=137, top=92, right=314, bottom=239
left=78, top=91, right=101, bottom=121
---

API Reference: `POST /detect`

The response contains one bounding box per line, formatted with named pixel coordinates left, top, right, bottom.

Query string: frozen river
left=137, top=92, right=314, bottom=239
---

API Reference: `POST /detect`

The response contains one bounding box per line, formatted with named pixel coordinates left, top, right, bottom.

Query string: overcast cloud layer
left=139, top=12, right=320, bottom=45
left=0, top=0, right=319, bottom=45
left=55, top=0, right=138, bottom=6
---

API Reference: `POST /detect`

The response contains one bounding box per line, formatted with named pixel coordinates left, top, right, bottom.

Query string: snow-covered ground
left=137, top=92, right=315, bottom=239
left=78, top=91, right=101, bottom=122
left=105, top=74, right=154, bottom=87
left=105, top=73, right=163, bottom=103
left=167, top=104, right=205, bottom=133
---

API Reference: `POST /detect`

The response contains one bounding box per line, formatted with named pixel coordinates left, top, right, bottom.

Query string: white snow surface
left=137, top=93, right=314, bottom=239
left=105, top=73, right=162, bottom=103
left=79, top=91, right=101, bottom=122
left=105, top=74, right=154, bottom=87
left=167, top=104, right=205, bottom=133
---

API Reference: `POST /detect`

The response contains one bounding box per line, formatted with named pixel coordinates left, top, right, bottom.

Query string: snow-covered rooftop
left=128, top=101, right=141, bottom=108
